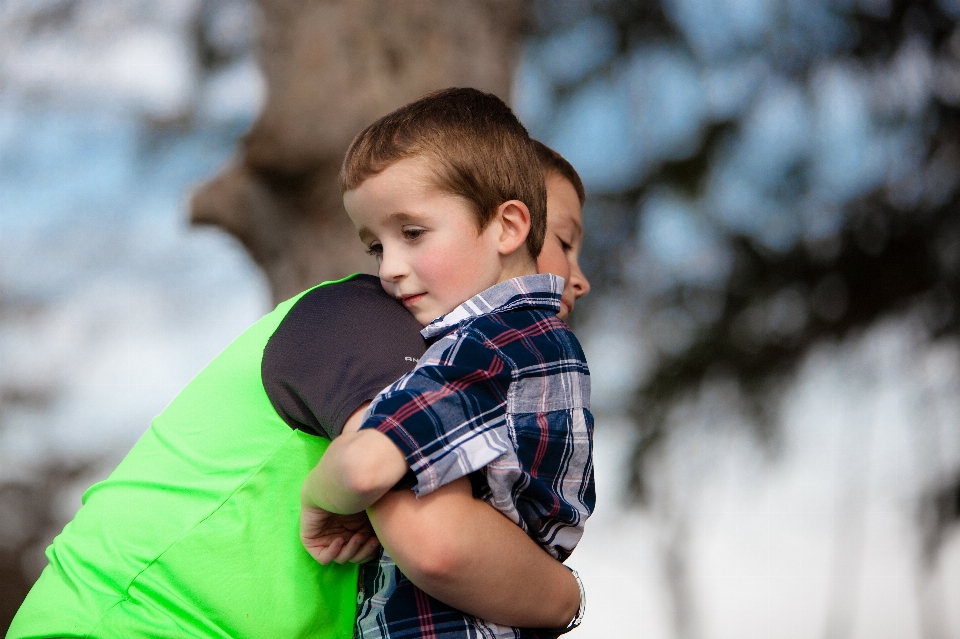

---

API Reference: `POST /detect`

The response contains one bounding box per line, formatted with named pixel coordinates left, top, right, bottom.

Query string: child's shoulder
left=463, top=305, right=562, bottom=334
left=458, top=308, right=587, bottom=362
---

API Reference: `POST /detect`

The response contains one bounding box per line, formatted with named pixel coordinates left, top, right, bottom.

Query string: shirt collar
left=420, top=274, right=564, bottom=340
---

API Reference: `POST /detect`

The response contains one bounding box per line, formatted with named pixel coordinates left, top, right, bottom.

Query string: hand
left=300, top=504, right=381, bottom=565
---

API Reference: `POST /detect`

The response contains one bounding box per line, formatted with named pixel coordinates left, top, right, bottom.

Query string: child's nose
left=378, top=250, right=408, bottom=281
left=570, top=262, right=590, bottom=298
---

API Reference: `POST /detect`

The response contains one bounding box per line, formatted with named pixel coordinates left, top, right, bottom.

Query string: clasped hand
left=300, top=504, right=381, bottom=564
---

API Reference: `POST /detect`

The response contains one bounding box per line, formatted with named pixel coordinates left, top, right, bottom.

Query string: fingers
left=300, top=509, right=379, bottom=565
left=333, top=531, right=370, bottom=564
left=351, top=535, right=382, bottom=564
left=329, top=531, right=381, bottom=564
left=312, top=536, right=345, bottom=565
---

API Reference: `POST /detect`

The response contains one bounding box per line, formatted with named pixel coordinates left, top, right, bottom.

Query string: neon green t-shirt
left=8, top=275, right=426, bottom=639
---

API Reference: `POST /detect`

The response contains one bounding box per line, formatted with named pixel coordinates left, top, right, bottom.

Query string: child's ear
left=493, top=200, right=531, bottom=257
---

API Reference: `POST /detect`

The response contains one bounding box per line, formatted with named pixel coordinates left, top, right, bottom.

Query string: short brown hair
left=340, top=87, right=546, bottom=258
left=532, top=139, right=586, bottom=206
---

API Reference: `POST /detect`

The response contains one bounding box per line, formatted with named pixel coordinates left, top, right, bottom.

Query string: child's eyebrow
left=356, top=226, right=376, bottom=242
left=356, top=211, right=426, bottom=241
left=383, top=211, right=423, bottom=224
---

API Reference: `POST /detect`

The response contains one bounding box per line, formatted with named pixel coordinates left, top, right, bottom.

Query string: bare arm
left=304, top=404, right=582, bottom=629
left=302, top=426, right=407, bottom=514
left=368, top=477, right=581, bottom=629
left=299, top=404, right=407, bottom=562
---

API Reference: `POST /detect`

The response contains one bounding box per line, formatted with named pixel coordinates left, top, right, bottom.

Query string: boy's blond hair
left=340, top=87, right=547, bottom=258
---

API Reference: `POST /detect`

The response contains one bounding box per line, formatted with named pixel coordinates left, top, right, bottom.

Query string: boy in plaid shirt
left=301, top=88, right=595, bottom=638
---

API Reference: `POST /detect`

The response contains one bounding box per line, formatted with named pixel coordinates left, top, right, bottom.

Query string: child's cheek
left=537, top=242, right=570, bottom=284
left=414, top=250, right=455, bottom=288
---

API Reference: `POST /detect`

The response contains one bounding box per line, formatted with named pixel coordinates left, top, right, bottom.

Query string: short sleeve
left=262, top=277, right=426, bottom=439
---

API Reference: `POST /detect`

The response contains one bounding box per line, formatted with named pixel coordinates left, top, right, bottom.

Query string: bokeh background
left=3, top=1, right=960, bottom=637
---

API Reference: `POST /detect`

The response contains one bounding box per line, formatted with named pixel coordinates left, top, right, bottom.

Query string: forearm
left=302, top=430, right=408, bottom=514
left=368, top=478, right=580, bottom=628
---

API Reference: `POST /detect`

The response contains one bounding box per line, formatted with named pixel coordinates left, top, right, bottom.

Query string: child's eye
left=366, top=243, right=383, bottom=259
left=402, top=227, right=425, bottom=241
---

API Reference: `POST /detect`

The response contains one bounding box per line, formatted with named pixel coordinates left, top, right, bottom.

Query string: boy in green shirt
left=8, top=274, right=579, bottom=638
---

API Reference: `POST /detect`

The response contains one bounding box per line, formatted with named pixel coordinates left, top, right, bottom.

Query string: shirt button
left=357, top=591, right=365, bottom=604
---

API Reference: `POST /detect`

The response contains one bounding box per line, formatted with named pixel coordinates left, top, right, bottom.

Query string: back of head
left=340, top=87, right=546, bottom=258
left=532, top=139, right=586, bottom=206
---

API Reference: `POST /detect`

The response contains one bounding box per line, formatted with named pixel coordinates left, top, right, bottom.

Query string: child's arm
left=302, top=427, right=408, bottom=514
left=369, top=477, right=582, bottom=630
left=299, top=404, right=409, bottom=562
left=301, top=402, right=582, bottom=629
left=299, top=503, right=381, bottom=564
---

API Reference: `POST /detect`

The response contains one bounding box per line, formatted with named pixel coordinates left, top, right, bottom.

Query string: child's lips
left=399, top=293, right=426, bottom=306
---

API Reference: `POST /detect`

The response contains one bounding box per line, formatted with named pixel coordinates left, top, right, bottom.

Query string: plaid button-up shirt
left=356, top=274, right=595, bottom=639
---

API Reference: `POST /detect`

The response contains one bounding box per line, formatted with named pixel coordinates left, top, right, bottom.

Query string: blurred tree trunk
left=190, top=0, right=526, bottom=304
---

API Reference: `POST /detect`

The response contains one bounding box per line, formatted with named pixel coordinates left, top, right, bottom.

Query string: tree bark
left=190, top=0, right=526, bottom=304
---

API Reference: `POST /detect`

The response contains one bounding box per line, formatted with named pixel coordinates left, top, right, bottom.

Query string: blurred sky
left=516, top=0, right=937, bottom=299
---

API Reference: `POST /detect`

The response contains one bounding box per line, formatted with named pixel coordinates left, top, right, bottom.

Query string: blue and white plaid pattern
left=356, top=274, right=595, bottom=639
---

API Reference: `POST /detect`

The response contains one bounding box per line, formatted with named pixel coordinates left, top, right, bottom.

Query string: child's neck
left=496, top=254, right=538, bottom=285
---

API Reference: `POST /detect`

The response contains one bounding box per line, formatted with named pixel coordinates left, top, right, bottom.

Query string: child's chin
left=412, top=310, right=436, bottom=326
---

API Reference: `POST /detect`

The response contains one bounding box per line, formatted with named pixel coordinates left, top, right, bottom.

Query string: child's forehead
left=546, top=173, right=582, bottom=207
left=545, top=169, right=576, bottom=191
left=356, top=155, right=443, bottom=192
left=345, top=160, right=473, bottom=223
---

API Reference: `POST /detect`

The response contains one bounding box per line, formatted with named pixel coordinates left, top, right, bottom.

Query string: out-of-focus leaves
left=528, top=0, right=960, bottom=507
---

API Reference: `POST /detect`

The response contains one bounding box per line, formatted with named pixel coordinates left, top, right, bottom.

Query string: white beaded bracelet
left=563, top=568, right=586, bottom=632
